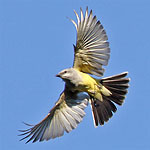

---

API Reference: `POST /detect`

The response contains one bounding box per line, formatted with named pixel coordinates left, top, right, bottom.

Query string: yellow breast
left=74, top=69, right=111, bottom=101
left=77, top=71, right=99, bottom=93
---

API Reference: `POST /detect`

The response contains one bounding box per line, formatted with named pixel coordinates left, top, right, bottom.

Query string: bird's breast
left=77, top=71, right=99, bottom=93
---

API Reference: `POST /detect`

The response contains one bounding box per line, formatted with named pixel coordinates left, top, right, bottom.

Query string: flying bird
left=19, top=7, right=130, bottom=143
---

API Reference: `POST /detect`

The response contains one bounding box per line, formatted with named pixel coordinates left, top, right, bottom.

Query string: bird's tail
left=90, top=72, right=130, bottom=127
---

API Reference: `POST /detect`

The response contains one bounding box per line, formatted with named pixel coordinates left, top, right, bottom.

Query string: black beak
left=55, top=74, right=60, bottom=77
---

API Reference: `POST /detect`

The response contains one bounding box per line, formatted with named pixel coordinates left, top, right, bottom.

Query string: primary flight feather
left=72, top=8, right=110, bottom=76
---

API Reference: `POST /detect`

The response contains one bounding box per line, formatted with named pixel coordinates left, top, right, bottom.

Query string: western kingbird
left=19, top=7, right=130, bottom=143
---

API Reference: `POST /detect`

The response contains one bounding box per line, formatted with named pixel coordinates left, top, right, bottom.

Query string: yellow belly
left=77, top=71, right=101, bottom=98
left=76, top=70, right=111, bottom=101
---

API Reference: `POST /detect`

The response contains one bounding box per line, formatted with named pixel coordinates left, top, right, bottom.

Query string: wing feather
left=19, top=91, right=89, bottom=143
left=71, top=7, right=110, bottom=76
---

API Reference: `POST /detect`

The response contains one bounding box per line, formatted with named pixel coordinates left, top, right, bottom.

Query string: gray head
left=56, top=68, right=82, bottom=87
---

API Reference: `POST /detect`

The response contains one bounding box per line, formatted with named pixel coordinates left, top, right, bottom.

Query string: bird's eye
left=64, top=71, right=67, bottom=74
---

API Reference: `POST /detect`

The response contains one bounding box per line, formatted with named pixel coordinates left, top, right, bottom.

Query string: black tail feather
left=100, top=72, right=130, bottom=105
left=101, top=72, right=128, bottom=80
left=90, top=99, right=99, bottom=126
left=91, top=72, right=130, bottom=126
left=90, top=98, right=117, bottom=126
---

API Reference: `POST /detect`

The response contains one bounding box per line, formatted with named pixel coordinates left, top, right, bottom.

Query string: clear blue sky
left=1, top=0, right=150, bottom=150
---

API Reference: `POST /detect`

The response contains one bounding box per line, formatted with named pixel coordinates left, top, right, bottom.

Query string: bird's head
left=56, top=68, right=82, bottom=86
left=56, top=68, right=75, bottom=80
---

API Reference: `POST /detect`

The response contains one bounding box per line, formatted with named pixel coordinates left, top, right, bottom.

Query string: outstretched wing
left=71, top=7, right=110, bottom=77
left=19, top=90, right=89, bottom=143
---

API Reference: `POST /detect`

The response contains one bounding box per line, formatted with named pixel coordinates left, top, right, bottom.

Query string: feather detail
left=19, top=92, right=89, bottom=143
left=90, top=72, right=130, bottom=126
left=71, top=7, right=110, bottom=76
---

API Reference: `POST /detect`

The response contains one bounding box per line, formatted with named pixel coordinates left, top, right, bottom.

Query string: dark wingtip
left=86, top=6, right=88, bottom=12
left=22, top=121, right=34, bottom=126
left=18, top=121, right=34, bottom=144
